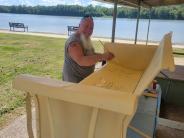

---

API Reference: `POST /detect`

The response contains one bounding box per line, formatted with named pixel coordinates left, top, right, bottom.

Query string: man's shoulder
left=66, top=33, right=81, bottom=45
left=70, top=33, right=80, bottom=40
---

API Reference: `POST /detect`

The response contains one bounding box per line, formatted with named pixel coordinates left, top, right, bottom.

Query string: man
left=62, top=15, right=114, bottom=83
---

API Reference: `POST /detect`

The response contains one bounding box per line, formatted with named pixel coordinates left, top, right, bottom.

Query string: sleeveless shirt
left=62, top=33, right=95, bottom=83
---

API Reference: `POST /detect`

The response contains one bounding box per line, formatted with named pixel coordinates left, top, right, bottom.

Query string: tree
left=0, top=4, right=183, bottom=20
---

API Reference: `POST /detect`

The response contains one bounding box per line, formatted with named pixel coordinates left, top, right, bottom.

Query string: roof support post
left=111, top=0, right=118, bottom=43
left=134, top=0, right=141, bottom=44
left=146, top=7, right=152, bottom=45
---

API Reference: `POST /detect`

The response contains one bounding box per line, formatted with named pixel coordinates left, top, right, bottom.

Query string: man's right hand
left=102, top=52, right=114, bottom=61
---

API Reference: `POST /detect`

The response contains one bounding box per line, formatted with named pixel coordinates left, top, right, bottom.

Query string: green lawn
left=173, top=48, right=184, bottom=57
left=0, top=32, right=183, bottom=128
left=0, top=33, right=103, bottom=127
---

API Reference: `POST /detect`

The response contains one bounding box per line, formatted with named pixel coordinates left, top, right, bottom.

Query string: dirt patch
left=0, top=107, right=25, bottom=130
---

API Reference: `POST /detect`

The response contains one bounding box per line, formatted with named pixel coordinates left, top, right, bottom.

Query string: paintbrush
left=98, top=40, right=106, bottom=65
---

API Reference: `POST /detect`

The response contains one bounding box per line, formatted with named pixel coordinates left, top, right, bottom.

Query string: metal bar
left=111, top=0, right=118, bottom=43
left=146, top=7, right=152, bottom=45
left=99, top=40, right=106, bottom=65
left=134, top=0, right=141, bottom=44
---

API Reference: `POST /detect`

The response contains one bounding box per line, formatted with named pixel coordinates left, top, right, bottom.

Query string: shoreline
left=0, top=29, right=183, bottom=49
left=1, top=12, right=184, bottom=21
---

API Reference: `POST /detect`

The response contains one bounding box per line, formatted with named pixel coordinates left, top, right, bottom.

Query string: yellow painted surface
left=13, top=33, right=175, bottom=138
left=81, top=63, right=143, bottom=93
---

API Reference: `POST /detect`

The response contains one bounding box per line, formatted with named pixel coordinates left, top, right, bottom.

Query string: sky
left=0, top=0, right=113, bottom=7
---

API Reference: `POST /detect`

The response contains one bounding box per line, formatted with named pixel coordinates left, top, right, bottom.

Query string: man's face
left=79, top=18, right=94, bottom=38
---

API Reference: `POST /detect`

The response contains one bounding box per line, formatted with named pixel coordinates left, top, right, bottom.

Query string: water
left=0, top=13, right=184, bottom=44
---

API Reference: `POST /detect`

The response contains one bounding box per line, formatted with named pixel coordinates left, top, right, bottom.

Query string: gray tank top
left=62, top=33, right=95, bottom=83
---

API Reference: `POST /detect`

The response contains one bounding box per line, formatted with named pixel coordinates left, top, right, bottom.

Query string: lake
left=0, top=13, right=184, bottom=44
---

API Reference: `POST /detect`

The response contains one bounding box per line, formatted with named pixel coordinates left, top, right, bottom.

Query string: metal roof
left=95, top=0, right=184, bottom=7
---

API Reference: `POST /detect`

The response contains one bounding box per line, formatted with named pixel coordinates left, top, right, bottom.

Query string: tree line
left=0, top=4, right=184, bottom=20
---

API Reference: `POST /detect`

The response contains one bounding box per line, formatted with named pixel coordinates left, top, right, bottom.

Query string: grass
left=173, top=48, right=184, bottom=57
left=0, top=33, right=103, bottom=128
left=0, top=32, right=183, bottom=128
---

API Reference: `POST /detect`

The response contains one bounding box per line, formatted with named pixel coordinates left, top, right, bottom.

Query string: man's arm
left=68, top=42, right=113, bottom=67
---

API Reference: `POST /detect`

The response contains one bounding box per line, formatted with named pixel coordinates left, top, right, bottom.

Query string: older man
left=62, top=15, right=114, bottom=83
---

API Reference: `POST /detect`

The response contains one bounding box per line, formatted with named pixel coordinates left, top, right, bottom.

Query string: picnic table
left=67, top=26, right=79, bottom=36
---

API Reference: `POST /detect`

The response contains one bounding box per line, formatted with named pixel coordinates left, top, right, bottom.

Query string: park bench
left=67, top=26, right=79, bottom=36
left=9, top=22, right=28, bottom=32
